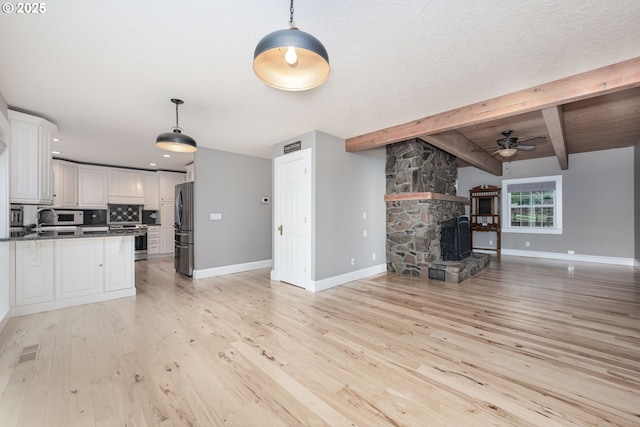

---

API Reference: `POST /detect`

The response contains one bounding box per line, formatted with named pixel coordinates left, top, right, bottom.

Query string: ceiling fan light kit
left=253, top=0, right=330, bottom=91
left=490, top=130, right=545, bottom=158
left=498, top=148, right=518, bottom=158
left=156, top=98, right=197, bottom=153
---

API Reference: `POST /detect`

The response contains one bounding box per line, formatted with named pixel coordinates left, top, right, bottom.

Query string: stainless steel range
left=108, top=204, right=147, bottom=260
left=109, top=223, right=148, bottom=260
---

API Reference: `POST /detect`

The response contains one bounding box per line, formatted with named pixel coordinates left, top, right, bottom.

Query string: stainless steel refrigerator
left=174, top=181, right=194, bottom=276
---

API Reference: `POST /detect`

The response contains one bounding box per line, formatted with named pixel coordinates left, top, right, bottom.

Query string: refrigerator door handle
left=175, top=244, right=190, bottom=249
left=175, top=187, right=183, bottom=228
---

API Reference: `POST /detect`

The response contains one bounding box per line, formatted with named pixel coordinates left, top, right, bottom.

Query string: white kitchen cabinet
left=159, top=171, right=184, bottom=201
left=185, top=163, right=194, bottom=182
left=104, top=236, right=134, bottom=291
left=160, top=226, right=175, bottom=254
left=8, top=110, right=56, bottom=205
left=12, top=236, right=135, bottom=316
left=160, top=201, right=175, bottom=254
left=52, top=160, right=79, bottom=208
left=108, top=169, right=143, bottom=204
left=142, top=173, right=159, bottom=210
left=147, top=225, right=161, bottom=255
left=78, top=166, right=108, bottom=208
left=0, top=242, right=10, bottom=327
left=55, top=237, right=104, bottom=299
left=15, top=240, right=55, bottom=306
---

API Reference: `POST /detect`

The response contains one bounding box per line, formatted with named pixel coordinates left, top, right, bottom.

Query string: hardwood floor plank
left=0, top=255, right=639, bottom=426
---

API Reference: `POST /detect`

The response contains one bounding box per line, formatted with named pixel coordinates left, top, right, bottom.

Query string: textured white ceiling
left=1, top=0, right=639, bottom=171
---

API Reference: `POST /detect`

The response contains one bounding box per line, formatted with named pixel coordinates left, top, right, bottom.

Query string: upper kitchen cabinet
left=108, top=169, right=143, bottom=205
left=8, top=110, right=56, bottom=205
left=78, top=166, right=108, bottom=208
left=185, top=163, right=194, bottom=182
left=159, top=171, right=184, bottom=201
left=52, top=160, right=78, bottom=208
left=142, top=172, right=159, bottom=210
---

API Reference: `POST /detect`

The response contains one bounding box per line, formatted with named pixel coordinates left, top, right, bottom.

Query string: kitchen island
left=3, top=227, right=138, bottom=316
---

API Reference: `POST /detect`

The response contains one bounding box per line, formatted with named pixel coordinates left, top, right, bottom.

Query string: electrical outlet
left=363, top=229, right=367, bottom=237
left=362, top=212, right=367, bottom=219
left=525, top=241, right=530, bottom=247
left=350, top=258, right=355, bottom=266
left=568, top=250, right=575, bottom=254
left=489, top=240, right=493, bottom=246
left=372, top=253, right=376, bottom=261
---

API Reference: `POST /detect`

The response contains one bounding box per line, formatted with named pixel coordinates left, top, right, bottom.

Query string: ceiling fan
left=489, top=130, right=546, bottom=158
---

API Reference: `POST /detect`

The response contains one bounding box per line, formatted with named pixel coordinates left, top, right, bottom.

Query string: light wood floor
left=0, top=256, right=639, bottom=426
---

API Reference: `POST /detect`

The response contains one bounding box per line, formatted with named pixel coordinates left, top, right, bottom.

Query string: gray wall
left=458, top=147, right=635, bottom=258
left=193, top=147, right=272, bottom=269
left=315, top=132, right=386, bottom=279
left=272, top=131, right=386, bottom=281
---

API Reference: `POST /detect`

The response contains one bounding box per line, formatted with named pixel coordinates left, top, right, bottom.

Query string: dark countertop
left=1, top=227, right=143, bottom=242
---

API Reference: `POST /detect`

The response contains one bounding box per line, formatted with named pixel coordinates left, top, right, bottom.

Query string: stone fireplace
left=385, top=139, right=488, bottom=281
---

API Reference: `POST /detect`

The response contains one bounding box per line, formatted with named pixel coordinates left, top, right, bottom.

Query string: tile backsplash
left=108, top=204, right=141, bottom=223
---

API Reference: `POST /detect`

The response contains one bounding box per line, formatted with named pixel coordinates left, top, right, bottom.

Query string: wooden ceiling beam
left=421, top=130, right=503, bottom=176
left=346, top=56, right=640, bottom=152
left=541, top=106, right=569, bottom=170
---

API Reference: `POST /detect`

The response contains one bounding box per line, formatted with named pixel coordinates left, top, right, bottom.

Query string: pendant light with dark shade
left=156, top=98, right=197, bottom=153
left=254, top=0, right=329, bottom=91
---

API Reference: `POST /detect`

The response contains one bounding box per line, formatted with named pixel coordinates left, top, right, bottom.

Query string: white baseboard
left=308, top=263, right=387, bottom=292
left=10, top=288, right=136, bottom=317
left=501, top=249, right=635, bottom=266
left=193, top=259, right=273, bottom=279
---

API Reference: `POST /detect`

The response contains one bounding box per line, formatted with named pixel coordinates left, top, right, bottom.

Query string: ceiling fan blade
left=518, top=145, right=536, bottom=150
left=518, top=136, right=546, bottom=144
left=489, top=148, right=502, bottom=155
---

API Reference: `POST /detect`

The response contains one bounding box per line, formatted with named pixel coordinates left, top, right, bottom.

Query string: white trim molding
left=308, top=263, right=387, bottom=292
left=502, top=249, right=635, bottom=266
left=193, top=259, right=273, bottom=279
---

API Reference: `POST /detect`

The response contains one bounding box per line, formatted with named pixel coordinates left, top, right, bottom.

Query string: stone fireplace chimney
left=385, top=139, right=468, bottom=277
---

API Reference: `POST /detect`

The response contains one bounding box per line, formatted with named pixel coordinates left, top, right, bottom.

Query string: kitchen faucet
left=35, top=207, right=58, bottom=228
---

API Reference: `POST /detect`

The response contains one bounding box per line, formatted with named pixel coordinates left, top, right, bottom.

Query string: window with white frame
left=502, top=175, right=563, bottom=234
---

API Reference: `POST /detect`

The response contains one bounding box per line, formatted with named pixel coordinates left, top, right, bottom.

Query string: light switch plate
left=210, top=213, right=222, bottom=220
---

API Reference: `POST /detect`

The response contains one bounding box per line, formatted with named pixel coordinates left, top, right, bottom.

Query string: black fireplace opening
left=440, top=216, right=471, bottom=261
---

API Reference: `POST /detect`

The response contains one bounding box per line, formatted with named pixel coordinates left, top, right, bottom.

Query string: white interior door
left=274, top=148, right=311, bottom=288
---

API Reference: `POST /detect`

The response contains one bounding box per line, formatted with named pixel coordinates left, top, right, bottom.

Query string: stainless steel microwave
left=40, top=210, right=84, bottom=226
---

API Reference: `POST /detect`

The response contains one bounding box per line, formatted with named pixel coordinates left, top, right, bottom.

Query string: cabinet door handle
left=277, top=225, right=283, bottom=235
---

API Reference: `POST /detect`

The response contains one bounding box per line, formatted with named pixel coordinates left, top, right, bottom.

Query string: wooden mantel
left=384, top=192, right=468, bottom=204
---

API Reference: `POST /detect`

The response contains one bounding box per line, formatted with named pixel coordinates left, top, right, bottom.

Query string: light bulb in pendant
left=285, top=46, right=297, bottom=65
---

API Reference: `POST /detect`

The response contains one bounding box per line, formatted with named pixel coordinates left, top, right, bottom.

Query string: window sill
left=502, top=227, right=562, bottom=235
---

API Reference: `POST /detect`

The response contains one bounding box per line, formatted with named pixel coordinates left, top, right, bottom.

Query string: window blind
left=507, top=181, right=556, bottom=193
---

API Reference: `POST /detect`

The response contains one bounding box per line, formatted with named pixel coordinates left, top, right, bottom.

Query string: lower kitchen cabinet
left=15, top=240, right=55, bottom=306
left=161, top=227, right=175, bottom=254
left=104, top=236, right=134, bottom=291
left=12, top=236, right=135, bottom=316
left=55, top=238, right=104, bottom=299
left=160, top=201, right=175, bottom=254
left=147, top=225, right=161, bottom=255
